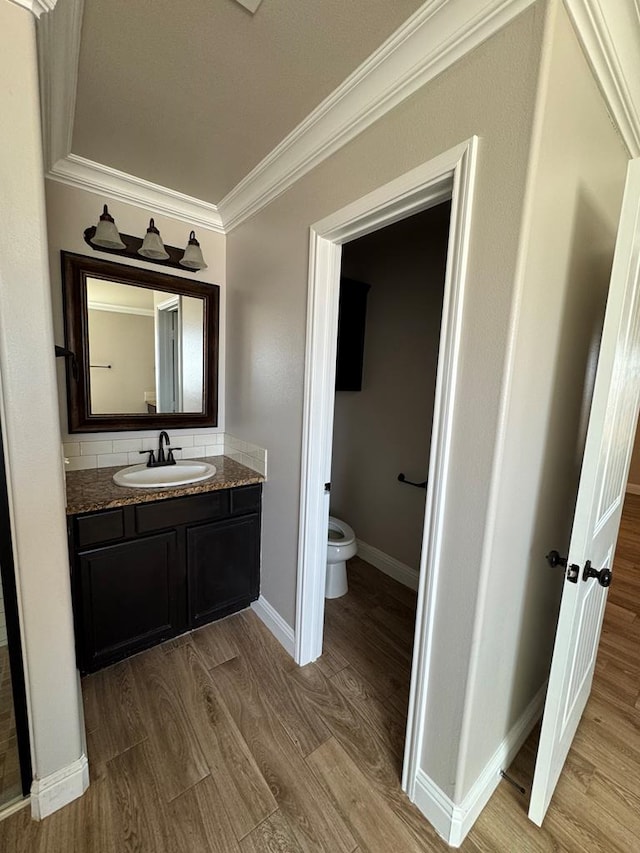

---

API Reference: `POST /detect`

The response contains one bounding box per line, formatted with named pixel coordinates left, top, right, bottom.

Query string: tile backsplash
left=63, top=432, right=267, bottom=477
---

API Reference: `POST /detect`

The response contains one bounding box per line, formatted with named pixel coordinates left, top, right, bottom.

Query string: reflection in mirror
left=61, top=252, right=219, bottom=433
left=86, top=278, right=204, bottom=415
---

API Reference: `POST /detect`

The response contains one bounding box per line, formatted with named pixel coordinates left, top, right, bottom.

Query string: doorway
left=330, top=202, right=451, bottom=586
left=156, top=296, right=182, bottom=413
left=295, top=137, right=479, bottom=801
left=322, top=201, right=452, bottom=767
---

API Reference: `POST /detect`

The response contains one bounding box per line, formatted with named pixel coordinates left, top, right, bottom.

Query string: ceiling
left=71, top=0, right=426, bottom=205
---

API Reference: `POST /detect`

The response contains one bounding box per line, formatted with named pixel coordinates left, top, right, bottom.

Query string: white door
left=529, top=158, right=640, bottom=825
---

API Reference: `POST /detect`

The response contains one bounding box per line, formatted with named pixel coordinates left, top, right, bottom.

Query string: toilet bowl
left=326, top=516, right=357, bottom=598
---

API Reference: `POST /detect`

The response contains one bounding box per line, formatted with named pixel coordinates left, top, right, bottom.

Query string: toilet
left=326, top=516, right=357, bottom=598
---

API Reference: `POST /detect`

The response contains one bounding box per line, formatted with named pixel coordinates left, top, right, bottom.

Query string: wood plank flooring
left=0, top=644, right=20, bottom=808
left=2, top=518, right=640, bottom=850
left=471, top=494, right=640, bottom=852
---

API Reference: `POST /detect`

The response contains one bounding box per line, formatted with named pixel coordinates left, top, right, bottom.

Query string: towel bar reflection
left=398, top=473, right=428, bottom=490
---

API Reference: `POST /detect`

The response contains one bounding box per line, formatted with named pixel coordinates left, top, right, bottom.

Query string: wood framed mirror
left=61, top=252, right=219, bottom=433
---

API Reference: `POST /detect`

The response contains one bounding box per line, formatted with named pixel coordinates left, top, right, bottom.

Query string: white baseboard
left=412, top=682, right=546, bottom=846
left=251, top=595, right=295, bottom=658
left=30, top=753, right=89, bottom=820
left=412, top=769, right=458, bottom=844
left=356, top=539, right=419, bottom=591
left=626, top=483, right=640, bottom=495
left=451, top=682, right=546, bottom=844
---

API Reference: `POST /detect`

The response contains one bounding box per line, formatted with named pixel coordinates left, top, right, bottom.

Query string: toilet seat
left=326, top=516, right=356, bottom=598
left=328, top=516, right=355, bottom=547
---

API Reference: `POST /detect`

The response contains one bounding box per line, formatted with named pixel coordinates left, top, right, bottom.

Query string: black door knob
left=546, top=550, right=567, bottom=568
left=582, top=561, right=613, bottom=587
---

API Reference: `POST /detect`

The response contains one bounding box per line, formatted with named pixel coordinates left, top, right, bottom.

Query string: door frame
left=294, top=136, right=479, bottom=796
left=155, top=295, right=183, bottom=413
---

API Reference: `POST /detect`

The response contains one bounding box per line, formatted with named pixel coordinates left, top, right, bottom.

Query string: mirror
left=61, top=252, right=219, bottom=432
left=86, top=279, right=205, bottom=415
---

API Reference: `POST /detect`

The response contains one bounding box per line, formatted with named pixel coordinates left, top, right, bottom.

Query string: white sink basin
left=113, top=460, right=217, bottom=489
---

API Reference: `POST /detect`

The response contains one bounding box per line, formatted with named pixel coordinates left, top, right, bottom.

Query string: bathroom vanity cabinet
left=68, top=484, right=261, bottom=673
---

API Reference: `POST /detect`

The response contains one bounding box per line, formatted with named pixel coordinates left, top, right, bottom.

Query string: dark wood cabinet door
left=188, top=514, right=260, bottom=628
left=70, top=485, right=262, bottom=672
left=78, top=532, right=179, bottom=673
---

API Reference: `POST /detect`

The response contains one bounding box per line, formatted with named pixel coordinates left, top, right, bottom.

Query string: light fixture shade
left=179, top=231, right=208, bottom=270
left=92, top=205, right=125, bottom=250
left=138, top=219, right=169, bottom=260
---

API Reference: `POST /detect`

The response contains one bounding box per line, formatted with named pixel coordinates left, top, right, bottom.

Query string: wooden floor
left=470, top=494, right=640, bottom=852
left=1, top=520, right=640, bottom=850
left=0, top=644, right=20, bottom=808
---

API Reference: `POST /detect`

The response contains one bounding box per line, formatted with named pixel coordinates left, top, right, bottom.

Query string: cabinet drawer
left=135, top=490, right=229, bottom=533
left=75, top=509, right=124, bottom=548
left=230, top=484, right=262, bottom=515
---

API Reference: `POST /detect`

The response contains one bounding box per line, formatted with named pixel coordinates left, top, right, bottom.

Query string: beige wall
left=0, top=0, right=84, bottom=787
left=457, top=0, right=628, bottom=799
left=88, top=310, right=155, bottom=414
left=45, top=180, right=226, bottom=440
left=226, top=4, right=546, bottom=796
left=330, top=204, right=449, bottom=570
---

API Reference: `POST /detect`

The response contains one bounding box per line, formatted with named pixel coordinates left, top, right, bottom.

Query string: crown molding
left=37, top=0, right=84, bottom=169
left=36, top=0, right=223, bottom=232
left=47, top=154, right=225, bottom=233
left=217, top=0, right=536, bottom=231
left=218, top=0, right=640, bottom=230
left=564, top=0, right=640, bottom=157
left=9, top=0, right=57, bottom=17
left=87, top=301, right=155, bottom=317
left=35, top=0, right=640, bottom=233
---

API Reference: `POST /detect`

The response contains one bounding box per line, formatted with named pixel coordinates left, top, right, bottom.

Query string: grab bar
left=398, top=473, right=427, bottom=490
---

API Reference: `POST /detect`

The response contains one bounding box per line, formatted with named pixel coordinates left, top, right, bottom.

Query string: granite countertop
left=66, top=455, right=264, bottom=515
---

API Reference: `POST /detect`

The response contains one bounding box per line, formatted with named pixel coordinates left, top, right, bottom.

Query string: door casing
left=295, top=136, right=479, bottom=801
left=156, top=295, right=183, bottom=413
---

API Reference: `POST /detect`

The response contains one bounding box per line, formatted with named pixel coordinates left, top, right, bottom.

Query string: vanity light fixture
left=91, top=205, right=126, bottom=250
left=84, top=205, right=208, bottom=273
left=180, top=231, right=208, bottom=270
left=138, top=218, right=170, bottom=261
